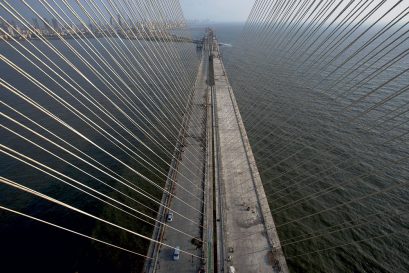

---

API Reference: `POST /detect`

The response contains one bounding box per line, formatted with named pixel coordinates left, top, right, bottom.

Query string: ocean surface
left=1, top=22, right=409, bottom=273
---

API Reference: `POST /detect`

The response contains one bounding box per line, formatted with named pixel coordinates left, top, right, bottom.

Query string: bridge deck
left=146, top=33, right=288, bottom=273
left=212, top=43, right=289, bottom=273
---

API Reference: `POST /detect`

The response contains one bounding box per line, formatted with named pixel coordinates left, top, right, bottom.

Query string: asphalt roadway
left=155, top=51, right=208, bottom=273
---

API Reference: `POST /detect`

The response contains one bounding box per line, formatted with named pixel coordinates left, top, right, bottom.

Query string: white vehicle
left=166, top=212, right=174, bottom=222
left=228, top=266, right=236, bottom=273
left=173, top=246, right=180, bottom=261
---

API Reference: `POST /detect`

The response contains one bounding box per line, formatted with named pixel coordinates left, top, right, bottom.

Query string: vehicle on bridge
left=173, top=246, right=180, bottom=261
left=166, top=212, right=173, bottom=222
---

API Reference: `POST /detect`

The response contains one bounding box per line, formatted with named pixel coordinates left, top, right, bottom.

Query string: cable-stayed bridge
left=1, top=1, right=409, bottom=273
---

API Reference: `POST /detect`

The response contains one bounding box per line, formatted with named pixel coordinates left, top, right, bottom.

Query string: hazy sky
left=179, top=0, right=404, bottom=24
left=180, top=0, right=255, bottom=22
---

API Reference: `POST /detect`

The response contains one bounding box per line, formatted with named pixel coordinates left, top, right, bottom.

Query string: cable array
left=223, top=0, right=409, bottom=272
left=0, top=1, right=206, bottom=272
